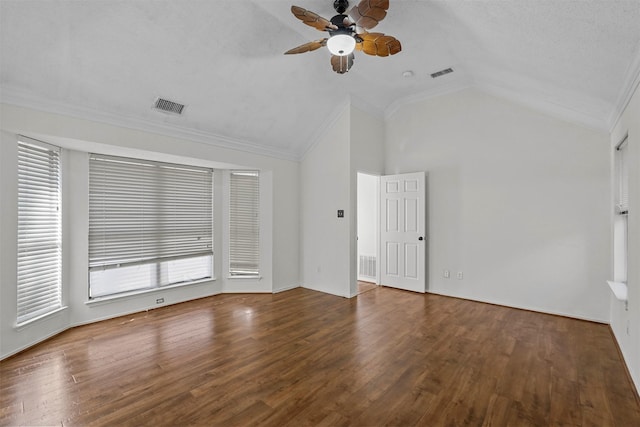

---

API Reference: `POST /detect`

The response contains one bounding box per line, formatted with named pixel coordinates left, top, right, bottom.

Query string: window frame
left=16, top=137, right=63, bottom=325
left=228, top=170, right=260, bottom=277
left=613, top=135, right=629, bottom=283
left=88, top=153, right=214, bottom=299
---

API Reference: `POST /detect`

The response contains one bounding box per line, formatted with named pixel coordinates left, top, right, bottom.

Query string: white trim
left=385, top=82, right=472, bottom=119
left=349, top=94, right=384, bottom=120
left=14, top=306, right=68, bottom=331
left=299, top=98, right=351, bottom=160
left=302, top=284, right=350, bottom=299
left=1, top=86, right=299, bottom=161
left=607, top=40, right=640, bottom=132
left=478, top=84, right=609, bottom=132
left=85, top=278, right=215, bottom=306
left=426, top=290, right=609, bottom=324
left=607, top=280, right=628, bottom=302
left=1, top=325, right=69, bottom=360
left=272, top=283, right=300, bottom=294
left=384, top=81, right=609, bottom=132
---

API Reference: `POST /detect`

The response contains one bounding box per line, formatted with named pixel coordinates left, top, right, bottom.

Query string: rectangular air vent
left=153, top=97, right=185, bottom=115
left=430, top=68, right=454, bottom=78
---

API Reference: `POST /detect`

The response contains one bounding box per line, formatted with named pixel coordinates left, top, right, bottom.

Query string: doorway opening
left=357, top=172, right=379, bottom=294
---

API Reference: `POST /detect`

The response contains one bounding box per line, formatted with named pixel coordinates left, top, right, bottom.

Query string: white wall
left=385, top=88, right=611, bottom=322
left=0, top=104, right=300, bottom=359
left=300, top=106, right=352, bottom=297
left=300, top=103, right=385, bottom=297
left=350, top=106, right=385, bottom=296
left=610, top=81, right=640, bottom=391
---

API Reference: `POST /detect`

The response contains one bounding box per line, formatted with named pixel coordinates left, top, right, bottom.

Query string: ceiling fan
left=284, top=0, right=401, bottom=74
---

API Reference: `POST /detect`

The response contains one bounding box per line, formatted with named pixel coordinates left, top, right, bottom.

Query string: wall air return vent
left=153, top=97, right=186, bottom=115
left=430, top=68, right=454, bottom=78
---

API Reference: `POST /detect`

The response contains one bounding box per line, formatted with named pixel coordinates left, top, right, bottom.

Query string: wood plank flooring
left=1, top=287, right=639, bottom=426
left=357, top=280, right=377, bottom=295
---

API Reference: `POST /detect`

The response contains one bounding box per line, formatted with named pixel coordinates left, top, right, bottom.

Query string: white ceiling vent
left=430, top=68, right=454, bottom=78
left=153, top=97, right=186, bottom=115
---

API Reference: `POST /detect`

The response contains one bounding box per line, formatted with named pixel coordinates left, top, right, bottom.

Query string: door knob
left=418, top=236, right=424, bottom=241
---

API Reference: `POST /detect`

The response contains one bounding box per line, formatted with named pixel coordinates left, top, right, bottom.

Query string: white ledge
left=607, top=281, right=628, bottom=301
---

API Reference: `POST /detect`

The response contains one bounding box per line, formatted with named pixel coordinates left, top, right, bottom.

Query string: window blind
left=17, top=138, right=62, bottom=324
left=616, top=136, right=629, bottom=214
left=89, top=154, right=213, bottom=295
left=229, top=171, right=260, bottom=276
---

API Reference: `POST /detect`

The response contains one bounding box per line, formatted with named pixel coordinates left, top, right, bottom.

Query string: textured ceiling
left=2, top=0, right=640, bottom=160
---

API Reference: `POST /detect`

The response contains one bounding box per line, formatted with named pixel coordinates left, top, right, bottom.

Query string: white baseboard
left=426, top=290, right=609, bottom=324
left=273, top=284, right=300, bottom=293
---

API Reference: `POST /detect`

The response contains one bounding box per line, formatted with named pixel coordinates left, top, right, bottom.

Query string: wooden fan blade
left=291, top=5, right=338, bottom=32
left=331, top=53, right=354, bottom=74
left=349, top=0, right=389, bottom=30
left=355, top=32, right=401, bottom=57
left=284, top=39, right=327, bottom=55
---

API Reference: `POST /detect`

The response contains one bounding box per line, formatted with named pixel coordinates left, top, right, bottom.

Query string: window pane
left=229, top=171, right=260, bottom=276
left=89, top=154, right=213, bottom=297
left=163, top=255, right=213, bottom=285
left=17, top=138, right=62, bottom=323
left=90, top=264, right=155, bottom=298
left=89, top=255, right=213, bottom=298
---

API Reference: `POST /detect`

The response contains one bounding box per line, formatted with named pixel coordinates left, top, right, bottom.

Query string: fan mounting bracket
left=333, top=0, right=349, bottom=14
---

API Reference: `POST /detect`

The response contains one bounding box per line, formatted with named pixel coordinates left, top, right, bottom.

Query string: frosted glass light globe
left=327, top=34, right=356, bottom=56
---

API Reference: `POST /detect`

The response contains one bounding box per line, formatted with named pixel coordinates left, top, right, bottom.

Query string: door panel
left=380, top=172, right=426, bottom=293
left=404, top=243, right=418, bottom=279
left=386, top=242, right=399, bottom=276
left=386, top=199, right=399, bottom=232
left=405, top=198, right=418, bottom=232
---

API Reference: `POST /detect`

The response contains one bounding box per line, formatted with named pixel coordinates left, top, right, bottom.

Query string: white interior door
left=380, top=172, right=426, bottom=293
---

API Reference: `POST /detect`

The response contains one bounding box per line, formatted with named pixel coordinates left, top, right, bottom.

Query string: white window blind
left=89, top=154, right=213, bottom=298
left=17, top=137, right=62, bottom=324
left=616, top=136, right=629, bottom=214
left=229, top=171, right=260, bottom=276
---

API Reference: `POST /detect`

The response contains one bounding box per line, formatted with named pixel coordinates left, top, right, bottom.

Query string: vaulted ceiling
left=2, top=0, right=639, bottom=160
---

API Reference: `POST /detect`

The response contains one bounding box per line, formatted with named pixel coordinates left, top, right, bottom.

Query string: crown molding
left=384, top=81, right=473, bottom=120
left=383, top=78, right=609, bottom=133
left=299, top=97, right=351, bottom=161
left=348, top=94, right=384, bottom=119
left=607, top=40, right=640, bottom=133
left=476, top=83, right=609, bottom=133
left=0, top=86, right=300, bottom=162
left=298, top=95, right=383, bottom=162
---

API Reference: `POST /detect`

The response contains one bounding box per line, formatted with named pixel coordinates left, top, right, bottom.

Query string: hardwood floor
left=357, top=280, right=377, bottom=295
left=1, top=287, right=639, bottom=426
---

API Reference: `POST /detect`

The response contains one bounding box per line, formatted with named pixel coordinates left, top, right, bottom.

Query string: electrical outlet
left=457, top=272, right=463, bottom=280
left=156, top=298, right=164, bottom=304
left=443, top=270, right=450, bottom=279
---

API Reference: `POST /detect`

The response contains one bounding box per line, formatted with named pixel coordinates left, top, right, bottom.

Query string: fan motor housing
left=329, top=14, right=354, bottom=39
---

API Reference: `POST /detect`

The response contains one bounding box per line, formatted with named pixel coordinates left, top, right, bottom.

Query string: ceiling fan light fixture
left=327, top=33, right=356, bottom=56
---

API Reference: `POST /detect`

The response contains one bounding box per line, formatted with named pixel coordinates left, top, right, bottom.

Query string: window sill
left=227, top=275, right=262, bottom=280
left=14, top=306, right=68, bottom=331
left=85, top=277, right=216, bottom=306
left=607, top=280, right=628, bottom=301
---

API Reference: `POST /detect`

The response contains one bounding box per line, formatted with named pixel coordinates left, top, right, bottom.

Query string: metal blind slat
left=17, top=138, right=62, bottom=324
left=88, top=154, right=213, bottom=273
left=229, top=171, right=260, bottom=275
